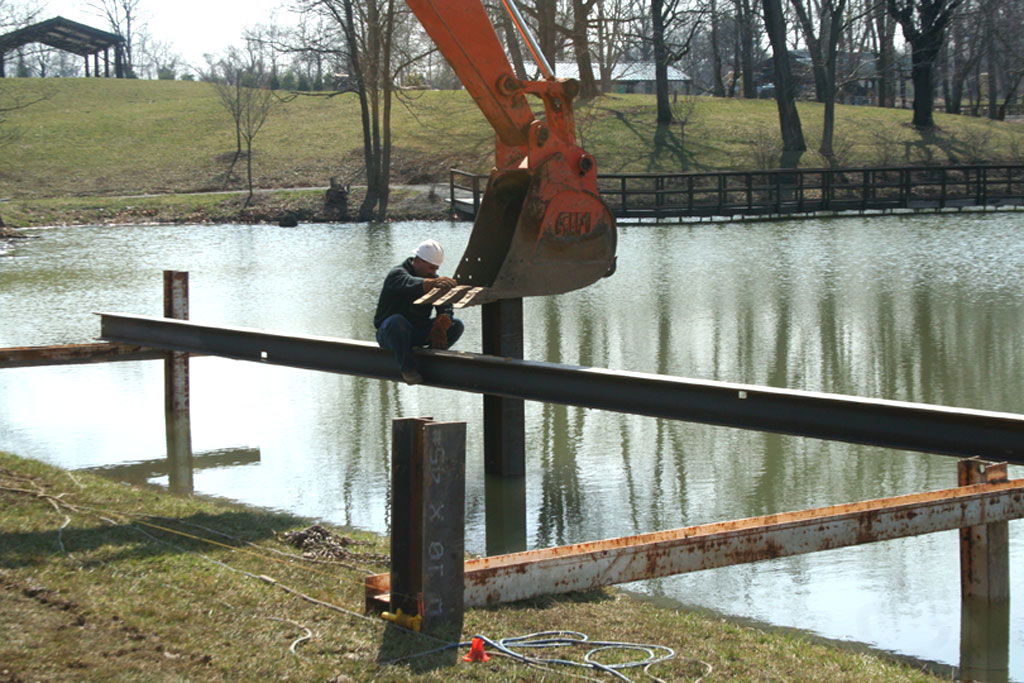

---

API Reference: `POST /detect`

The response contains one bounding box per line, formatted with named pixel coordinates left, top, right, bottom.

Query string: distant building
left=553, top=61, right=691, bottom=95
left=755, top=50, right=912, bottom=105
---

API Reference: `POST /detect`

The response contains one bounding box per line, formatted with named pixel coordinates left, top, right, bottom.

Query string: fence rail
left=449, top=164, right=1024, bottom=221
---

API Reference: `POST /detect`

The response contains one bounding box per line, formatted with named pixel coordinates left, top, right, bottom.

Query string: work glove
left=429, top=314, right=452, bottom=348
left=423, top=276, right=457, bottom=293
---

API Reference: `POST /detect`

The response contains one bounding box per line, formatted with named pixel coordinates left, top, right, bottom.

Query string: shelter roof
left=0, top=16, right=124, bottom=56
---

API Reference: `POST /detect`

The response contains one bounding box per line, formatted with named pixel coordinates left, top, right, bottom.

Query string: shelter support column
left=164, top=271, right=193, bottom=494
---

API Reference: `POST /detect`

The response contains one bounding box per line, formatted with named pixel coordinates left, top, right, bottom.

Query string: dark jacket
left=373, top=257, right=453, bottom=329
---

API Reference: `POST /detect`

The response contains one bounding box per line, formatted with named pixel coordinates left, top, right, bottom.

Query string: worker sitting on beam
left=374, top=240, right=465, bottom=385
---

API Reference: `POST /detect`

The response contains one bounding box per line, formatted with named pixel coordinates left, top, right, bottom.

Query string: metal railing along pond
left=449, top=164, right=1024, bottom=220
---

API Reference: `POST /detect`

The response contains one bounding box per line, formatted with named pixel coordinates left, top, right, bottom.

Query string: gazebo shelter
left=0, top=16, right=126, bottom=78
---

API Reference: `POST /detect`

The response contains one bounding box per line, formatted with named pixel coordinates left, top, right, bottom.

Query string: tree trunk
left=789, top=0, right=827, bottom=102
left=499, top=7, right=528, bottom=80
left=875, top=2, right=896, bottom=107
left=652, top=0, right=672, bottom=124
left=570, top=0, right=599, bottom=99
left=762, top=0, right=806, bottom=165
left=887, top=0, right=963, bottom=131
left=909, top=34, right=941, bottom=129
left=710, top=0, right=726, bottom=97
left=535, top=0, right=558, bottom=72
left=735, top=0, right=757, bottom=98
left=985, top=6, right=998, bottom=120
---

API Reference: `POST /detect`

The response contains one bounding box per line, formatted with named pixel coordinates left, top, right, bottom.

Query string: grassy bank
left=2, top=78, right=1022, bottom=204
left=0, top=186, right=449, bottom=228
left=0, top=450, right=943, bottom=681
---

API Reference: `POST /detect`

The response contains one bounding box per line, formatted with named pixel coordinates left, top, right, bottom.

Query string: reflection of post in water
left=485, top=473, right=526, bottom=556
left=958, top=459, right=1010, bottom=682
left=164, top=271, right=193, bottom=494
left=77, top=447, right=261, bottom=494
left=960, top=598, right=1009, bottom=683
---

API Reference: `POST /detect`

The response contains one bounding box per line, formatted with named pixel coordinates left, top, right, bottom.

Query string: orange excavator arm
left=407, top=0, right=617, bottom=308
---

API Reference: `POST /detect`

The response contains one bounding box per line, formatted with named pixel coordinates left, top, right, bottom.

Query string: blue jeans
left=376, top=314, right=465, bottom=373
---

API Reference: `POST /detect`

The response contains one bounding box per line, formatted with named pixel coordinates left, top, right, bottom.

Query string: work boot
left=401, top=370, right=424, bottom=385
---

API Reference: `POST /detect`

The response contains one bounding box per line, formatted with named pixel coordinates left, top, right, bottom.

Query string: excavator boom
left=407, top=0, right=617, bottom=308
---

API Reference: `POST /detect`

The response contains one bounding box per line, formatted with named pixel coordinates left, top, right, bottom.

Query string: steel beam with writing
left=388, top=418, right=465, bottom=640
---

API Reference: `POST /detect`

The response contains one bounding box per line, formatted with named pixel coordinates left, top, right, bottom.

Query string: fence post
left=163, top=271, right=193, bottom=495
left=389, top=417, right=466, bottom=640
left=448, top=169, right=456, bottom=219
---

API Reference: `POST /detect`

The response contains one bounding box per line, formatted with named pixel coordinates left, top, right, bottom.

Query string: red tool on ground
left=463, top=636, right=491, bottom=662
left=407, top=0, right=617, bottom=309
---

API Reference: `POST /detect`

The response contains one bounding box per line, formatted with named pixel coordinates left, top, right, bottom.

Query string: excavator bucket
left=417, top=154, right=617, bottom=309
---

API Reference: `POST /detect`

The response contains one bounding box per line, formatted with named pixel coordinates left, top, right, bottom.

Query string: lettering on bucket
left=552, top=210, right=592, bottom=237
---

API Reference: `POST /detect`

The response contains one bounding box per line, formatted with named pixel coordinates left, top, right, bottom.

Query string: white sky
left=44, top=0, right=296, bottom=68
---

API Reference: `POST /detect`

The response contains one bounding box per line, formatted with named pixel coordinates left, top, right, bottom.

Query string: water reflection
left=961, top=598, right=1010, bottom=682
left=81, top=446, right=260, bottom=496
left=1, top=215, right=1023, bottom=677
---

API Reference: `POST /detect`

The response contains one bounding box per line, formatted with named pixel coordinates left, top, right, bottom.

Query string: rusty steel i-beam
left=366, top=475, right=1024, bottom=609
left=98, top=312, right=1024, bottom=464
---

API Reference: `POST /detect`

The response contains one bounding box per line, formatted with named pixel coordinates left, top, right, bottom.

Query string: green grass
left=1, top=78, right=1022, bottom=202
left=0, top=450, right=946, bottom=681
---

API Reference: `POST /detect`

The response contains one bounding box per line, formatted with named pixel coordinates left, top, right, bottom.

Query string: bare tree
left=787, top=0, right=850, bottom=163
left=733, top=0, right=758, bottom=97
left=651, top=0, right=704, bottom=124
left=137, top=37, right=182, bottom=80
left=293, top=0, right=402, bottom=222
left=887, top=0, right=964, bottom=129
left=567, top=0, right=600, bottom=99
left=88, top=0, right=143, bottom=77
left=591, top=0, right=643, bottom=93
left=209, top=46, right=279, bottom=202
left=990, top=0, right=1024, bottom=119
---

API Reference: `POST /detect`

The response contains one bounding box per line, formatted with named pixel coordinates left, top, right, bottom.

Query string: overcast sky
left=44, top=0, right=296, bottom=68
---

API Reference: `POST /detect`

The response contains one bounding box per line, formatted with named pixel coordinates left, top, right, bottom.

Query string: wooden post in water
left=163, top=271, right=193, bottom=494
left=388, top=417, right=465, bottom=640
left=958, top=457, right=1010, bottom=681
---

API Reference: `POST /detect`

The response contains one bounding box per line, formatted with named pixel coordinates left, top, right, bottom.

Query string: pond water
left=1, top=212, right=1023, bottom=678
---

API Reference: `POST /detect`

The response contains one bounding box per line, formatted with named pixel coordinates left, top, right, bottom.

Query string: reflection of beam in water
left=78, top=447, right=261, bottom=487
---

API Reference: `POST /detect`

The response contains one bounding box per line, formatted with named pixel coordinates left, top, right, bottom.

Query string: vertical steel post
left=481, top=298, right=525, bottom=477
left=163, top=271, right=193, bottom=494
left=389, top=417, right=465, bottom=639
left=958, top=458, right=1010, bottom=601
left=958, top=458, right=1011, bottom=680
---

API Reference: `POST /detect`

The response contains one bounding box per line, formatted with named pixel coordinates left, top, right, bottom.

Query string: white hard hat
left=414, top=239, right=444, bottom=266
